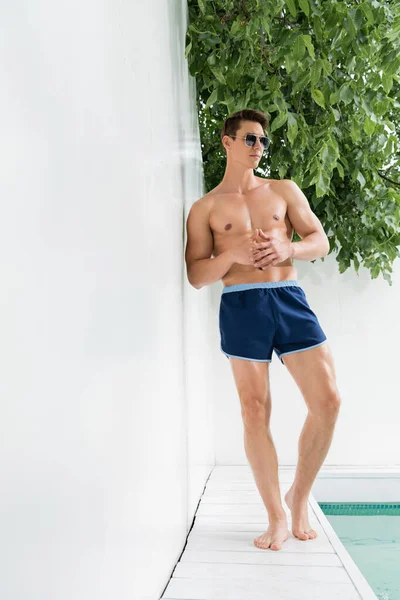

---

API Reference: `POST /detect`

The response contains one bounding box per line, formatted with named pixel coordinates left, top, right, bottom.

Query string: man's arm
left=279, top=179, right=330, bottom=260
left=185, top=198, right=235, bottom=289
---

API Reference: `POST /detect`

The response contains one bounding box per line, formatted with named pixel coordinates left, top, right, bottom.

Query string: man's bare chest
left=209, top=195, right=293, bottom=238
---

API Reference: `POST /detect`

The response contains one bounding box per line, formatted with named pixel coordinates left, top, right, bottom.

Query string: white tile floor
left=161, top=466, right=378, bottom=600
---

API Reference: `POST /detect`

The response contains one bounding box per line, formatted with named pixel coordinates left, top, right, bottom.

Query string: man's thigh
left=228, top=357, right=272, bottom=421
left=282, top=342, right=341, bottom=413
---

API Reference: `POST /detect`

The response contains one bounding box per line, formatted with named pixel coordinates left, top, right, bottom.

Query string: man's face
left=224, top=120, right=265, bottom=167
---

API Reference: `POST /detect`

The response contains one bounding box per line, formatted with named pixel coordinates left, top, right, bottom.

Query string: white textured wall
left=0, top=1, right=214, bottom=599
left=213, top=254, right=400, bottom=468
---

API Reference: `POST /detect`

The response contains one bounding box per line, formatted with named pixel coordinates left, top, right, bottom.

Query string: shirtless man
left=184, top=108, right=341, bottom=551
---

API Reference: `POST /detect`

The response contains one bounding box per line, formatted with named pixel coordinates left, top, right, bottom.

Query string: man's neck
left=218, top=163, right=264, bottom=194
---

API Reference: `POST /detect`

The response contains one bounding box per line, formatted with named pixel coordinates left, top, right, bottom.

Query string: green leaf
left=205, top=87, right=218, bottom=109
left=331, top=107, right=340, bottom=121
left=321, top=58, right=332, bottom=76
left=285, top=0, right=297, bottom=18
left=298, top=0, right=309, bottom=17
left=385, top=56, right=400, bottom=76
left=314, top=15, right=323, bottom=42
left=336, top=162, right=344, bottom=178
left=315, top=170, right=329, bottom=197
left=230, top=19, right=242, bottom=36
left=302, top=35, right=315, bottom=60
left=292, top=70, right=311, bottom=95
left=371, top=263, right=380, bottom=279
left=311, top=88, right=325, bottom=109
left=293, top=35, right=306, bottom=60
left=354, top=8, right=364, bottom=29
left=382, top=271, right=392, bottom=285
left=209, top=66, right=226, bottom=85
left=185, top=40, right=192, bottom=59
left=361, top=2, right=374, bottom=25
left=310, top=59, right=322, bottom=86
left=261, top=16, right=272, bottom=41
left=198, top=0, right=206, bottom=15
left=363, top=116, right=376, bottom=135
left=270, top=112, right=288, bottom=132
left=339, top=84, right=353, bottom=104
left=329, top=89, right=340, bottom=105
left=207, top=52, right=217, bottom=66
left=381, top=73, right=393, bottom=94
left=287, top=112, right=299, bottom=145
left=284, top=53, right=297, bottom=75
left=356, top=170, right=366, bottom=188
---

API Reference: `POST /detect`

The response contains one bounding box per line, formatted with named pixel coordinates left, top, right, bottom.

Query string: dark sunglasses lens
left=261, top=137, right=270, bottom=150
left=245, top=134, right=256, bottom=146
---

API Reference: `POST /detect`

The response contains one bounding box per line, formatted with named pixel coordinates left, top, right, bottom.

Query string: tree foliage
left=186, top=0, right=400, bottom=285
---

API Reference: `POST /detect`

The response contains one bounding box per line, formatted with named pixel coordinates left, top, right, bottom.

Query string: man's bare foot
left=254, top=517, right=291, bottom=551
left=284, top=486, right=318, bottom=541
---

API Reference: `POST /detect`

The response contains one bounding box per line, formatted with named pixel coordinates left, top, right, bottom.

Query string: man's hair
left=220, top=108, right=269, bottom=154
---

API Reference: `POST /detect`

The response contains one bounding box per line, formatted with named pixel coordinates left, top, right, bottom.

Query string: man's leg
left=281, top=341, right=341, bottom=540
left=228, top=357, right=290, bottom=551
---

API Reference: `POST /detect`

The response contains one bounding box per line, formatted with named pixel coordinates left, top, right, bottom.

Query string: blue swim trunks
left=219, top=280, right=327, bottom=365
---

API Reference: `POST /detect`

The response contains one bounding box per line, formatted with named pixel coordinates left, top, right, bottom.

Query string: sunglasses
left=230, top=133, right=271, bottom=151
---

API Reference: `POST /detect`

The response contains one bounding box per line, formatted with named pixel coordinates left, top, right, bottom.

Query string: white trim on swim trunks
left=222, top=280, right=302, bottom=294
left=220, top=345, right=272, bottom=362
left=278, top=339, right=328, bottom=362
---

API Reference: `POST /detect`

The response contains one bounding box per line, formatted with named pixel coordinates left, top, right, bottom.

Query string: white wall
left=212, top=253, right=400, bottom=468
left=0, top=1, right=214, bottom=599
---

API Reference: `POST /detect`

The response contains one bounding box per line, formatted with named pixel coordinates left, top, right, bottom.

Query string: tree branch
left=377, top=170, right=400, bottom=187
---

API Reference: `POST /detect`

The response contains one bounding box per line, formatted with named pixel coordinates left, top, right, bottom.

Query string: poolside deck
left=161, top=466, right=378, bottom=600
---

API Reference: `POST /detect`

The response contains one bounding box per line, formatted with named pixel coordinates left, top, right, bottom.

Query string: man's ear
left=222, top=135, right=233, bottom=153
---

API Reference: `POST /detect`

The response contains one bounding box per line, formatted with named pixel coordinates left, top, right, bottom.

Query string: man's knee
left=239, top=394, right=272, bottom=427
left=329, top=388, right=342, bottom=413
left=314, top=386, right=341, bottom=419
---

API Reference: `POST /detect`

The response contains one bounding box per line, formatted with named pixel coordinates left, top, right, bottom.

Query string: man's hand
left=252, top=229, right=293, bottom=269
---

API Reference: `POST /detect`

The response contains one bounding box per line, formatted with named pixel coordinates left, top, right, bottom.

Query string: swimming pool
left=319, top=503, right=400, bottom=600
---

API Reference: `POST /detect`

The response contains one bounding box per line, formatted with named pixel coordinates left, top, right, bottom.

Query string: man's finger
left=261, top=258, right=276, bottom=268
left=255, top=252, right=276, bottom=267
left=254, top=248, right=274, bottom=259
left=253, top=242, right=271, bottom=250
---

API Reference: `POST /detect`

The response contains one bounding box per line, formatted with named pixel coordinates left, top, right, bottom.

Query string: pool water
left=319, top=503, right=400, bottom=600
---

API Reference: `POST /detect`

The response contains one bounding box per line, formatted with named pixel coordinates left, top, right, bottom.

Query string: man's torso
left=203, top=176, right=297, bottom=286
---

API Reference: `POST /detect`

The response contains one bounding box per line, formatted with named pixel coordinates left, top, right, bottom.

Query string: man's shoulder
left=268, top=177, right=298, bottom=188
left=262, top=177, right=300, bottom=197
left=194, top=187, right=220, bottom=208
left=255, top=176, right=286, bottom=189
left=189, top=191, right=216, bottom=222
left=256, top=176, right=291, bottom=186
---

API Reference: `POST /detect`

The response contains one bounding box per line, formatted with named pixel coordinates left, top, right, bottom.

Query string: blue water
left=319, top=504, right=400, bottom=600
